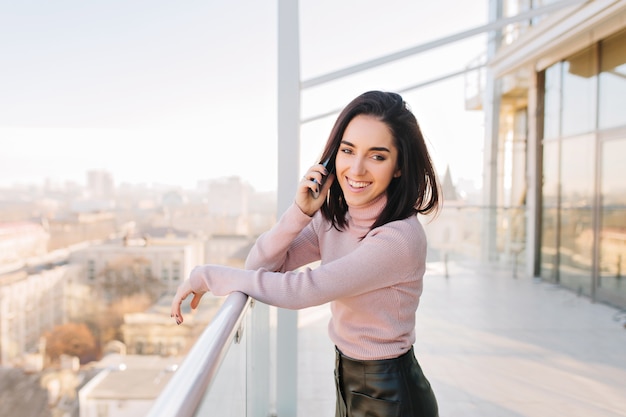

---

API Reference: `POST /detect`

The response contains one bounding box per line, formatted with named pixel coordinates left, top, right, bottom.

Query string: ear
left=393, top=169, right=401, bottom=178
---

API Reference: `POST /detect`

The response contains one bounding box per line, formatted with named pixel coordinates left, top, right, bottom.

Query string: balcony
left=144, top=207, right=626, bottom=417
left=464, top=54, right=486, bottom=111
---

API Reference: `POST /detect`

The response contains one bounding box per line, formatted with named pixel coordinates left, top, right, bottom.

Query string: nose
left=349, top=156, right=366, bottom=176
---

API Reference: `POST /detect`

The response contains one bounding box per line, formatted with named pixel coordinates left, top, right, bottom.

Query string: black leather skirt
left=334, top=347, right=438, bottom=417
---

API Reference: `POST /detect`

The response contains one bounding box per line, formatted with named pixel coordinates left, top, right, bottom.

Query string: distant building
left=0, top=367, right=51, bottom=417
left=122, top=294, right=222, bottom=356
left=78, top=353, right=181, bottom=417
left=441, top=165, right=458, bottom=202
left=87, top=170, right=115, bottom=200
left=144, top=178, right=276, bottom=240
left=422, top=167, right=484, bottom=264
left=0, top=262, right=81, bottom=366
left=205, top=234, right=255, bottom=267
left=247, top=190, right=277, bottom=237
left=70, top=233, right=205, bottom=296
left=199, top=176, right=275, bottom=236
left=144, top=200, right=213, bottom=240
left=0, top=221, right=49, bottom=268
left=47, top=211, right=118, bottom=251
left=143, top=177, right=275, bottom=263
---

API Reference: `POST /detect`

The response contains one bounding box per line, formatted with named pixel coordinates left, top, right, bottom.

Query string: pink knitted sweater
left=189, top=194, right=427, bottom=360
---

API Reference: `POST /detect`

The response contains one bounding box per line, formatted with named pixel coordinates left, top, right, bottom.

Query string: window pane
left=599, top=30, right=626, bottom=129
left=541, top=141, right=559, bottom=282
left=562, top=46, right=598, bottom=137
left=598, top=137, right=626, bottom=306
left=559, top=135, right=595, bottom=295
left=543, top=65, right=561, bottom=140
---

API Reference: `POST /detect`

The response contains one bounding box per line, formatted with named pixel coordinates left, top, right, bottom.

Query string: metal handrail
left=299, top=0, right=589, bottom=89
left=146, top=291, right=252, bottom=417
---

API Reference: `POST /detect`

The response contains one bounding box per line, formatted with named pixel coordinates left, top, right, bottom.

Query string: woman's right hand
left=296, top=162, right=335, bottom=216
left=170, top=275, right=205, bottom=325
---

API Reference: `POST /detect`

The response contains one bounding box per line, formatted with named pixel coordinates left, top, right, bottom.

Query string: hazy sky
left=0, top=0, right=487, bottom=192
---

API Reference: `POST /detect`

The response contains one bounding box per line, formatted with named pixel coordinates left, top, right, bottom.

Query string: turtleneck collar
left=346, top=193, right=388, bottom=232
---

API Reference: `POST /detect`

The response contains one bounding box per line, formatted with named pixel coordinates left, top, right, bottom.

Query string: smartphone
left=311, top=156, right=334, bottom=199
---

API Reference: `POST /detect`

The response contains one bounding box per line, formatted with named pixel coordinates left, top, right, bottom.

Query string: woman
left=171, top=90, right=440, bottom=417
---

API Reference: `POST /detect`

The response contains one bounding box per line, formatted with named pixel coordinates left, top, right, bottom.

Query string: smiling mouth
left=346, top=177, right=371, bottom=189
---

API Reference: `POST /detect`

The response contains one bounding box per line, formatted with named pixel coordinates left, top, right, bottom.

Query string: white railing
left=146, top=292, right=253, bottom=417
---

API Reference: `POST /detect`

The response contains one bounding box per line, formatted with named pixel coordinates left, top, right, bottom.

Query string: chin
left=344, top=195, right=371, bottom=208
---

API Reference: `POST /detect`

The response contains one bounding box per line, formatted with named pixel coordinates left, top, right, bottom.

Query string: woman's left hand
left=170, top=279, right=204, bottom=325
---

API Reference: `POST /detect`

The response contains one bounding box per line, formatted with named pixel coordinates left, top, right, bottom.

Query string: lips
left=346, top=177, right=371, bottom=189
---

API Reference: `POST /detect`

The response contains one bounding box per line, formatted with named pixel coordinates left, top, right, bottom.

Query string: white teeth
left=347, top=179, right=370, bottom=188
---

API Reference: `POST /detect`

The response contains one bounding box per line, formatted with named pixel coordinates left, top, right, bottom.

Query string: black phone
left=311, top=156, right=335, bottom=199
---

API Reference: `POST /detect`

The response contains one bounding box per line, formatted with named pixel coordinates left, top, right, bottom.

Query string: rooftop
left=83, top=368, right=174, bottom=400
left=83, top=354, right=182, bottom=401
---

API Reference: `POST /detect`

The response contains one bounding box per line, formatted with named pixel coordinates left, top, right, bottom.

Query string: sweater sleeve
left=244, top=203, right=322, bottom=272
left=191, top=219, right=426, bottom=309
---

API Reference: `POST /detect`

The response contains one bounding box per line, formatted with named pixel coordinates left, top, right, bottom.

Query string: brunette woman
left=172, top=90, right=440, bottom=417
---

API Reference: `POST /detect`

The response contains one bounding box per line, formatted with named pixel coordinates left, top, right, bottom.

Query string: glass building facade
left=539, top=30, right=626, bottom=306
left=486, top=1, right=626, bottom=309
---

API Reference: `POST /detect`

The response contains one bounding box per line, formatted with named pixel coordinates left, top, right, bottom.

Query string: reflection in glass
left=502, top=0, right=533, bottom=43
left=539, top=30, right=626, bottom=307
left=599, top=30, right=626, bottom=129
left=558, top=135, right=594, bottom=296
left=541, top=141, right=559, bottom=282
left=543, top=66, right=561, bottom=140
left=562, top=46, right=598, bottom=137
left=599, top=138, right=626, bottom=305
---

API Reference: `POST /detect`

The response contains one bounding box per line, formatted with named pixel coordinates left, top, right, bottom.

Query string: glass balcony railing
left=146, top=292, right=254, bottom=417
left=422, top=204, right=527, bottom=275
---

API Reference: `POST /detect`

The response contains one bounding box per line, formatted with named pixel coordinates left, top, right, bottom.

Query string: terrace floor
left=297, top=262, right=626, bottom=417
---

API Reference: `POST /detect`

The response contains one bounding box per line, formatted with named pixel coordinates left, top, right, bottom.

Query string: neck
left=347, top=193, right=387, bottom=231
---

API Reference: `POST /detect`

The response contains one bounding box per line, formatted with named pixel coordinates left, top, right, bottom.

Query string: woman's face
left=335, top=115, right=401, bottom=208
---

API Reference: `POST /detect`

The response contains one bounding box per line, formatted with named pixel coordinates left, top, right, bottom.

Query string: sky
left=0, top=0, right=487, bottom=193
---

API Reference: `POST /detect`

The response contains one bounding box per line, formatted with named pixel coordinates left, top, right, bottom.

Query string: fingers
left=170, top=280, right=200, bottom=325
left=171, top=304, right=182, bottom=325
left=171, top=293, right=184, bottom=325
left=190, top=292, right=203, bottom=310
left=302, top=163, right=328, bottom=194
left=296, top=163, right=332, bottom=215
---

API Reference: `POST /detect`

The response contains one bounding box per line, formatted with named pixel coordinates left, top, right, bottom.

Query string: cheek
left=334, top=157, right=347, bottom=174
left=378, top=165, right=398, bottom=183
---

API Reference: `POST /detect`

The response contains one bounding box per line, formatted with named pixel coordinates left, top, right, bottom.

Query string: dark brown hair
left=319, top=91, right=440, bottom=231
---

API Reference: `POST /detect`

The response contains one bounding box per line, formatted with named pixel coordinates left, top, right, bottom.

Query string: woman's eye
left=372, top=155, right=386, bottom=161
left=340, top=148, right=353, bottom=154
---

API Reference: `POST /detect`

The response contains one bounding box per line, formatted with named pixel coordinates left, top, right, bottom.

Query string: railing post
left=247, top=299, right=271, bottom=416
left=277, top=0, right=300, bottom=415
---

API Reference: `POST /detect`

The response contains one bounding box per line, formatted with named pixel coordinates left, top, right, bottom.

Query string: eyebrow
left=340, top=140, right=391, bottom=153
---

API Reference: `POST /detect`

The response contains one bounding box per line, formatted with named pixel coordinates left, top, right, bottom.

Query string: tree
left=45, top=323, right=98, bottom=364
left=95, top=255, right=164, bottom=301
left=100, top=293, right=155, bottom=343
left=80, top=255, right=166, bottom=348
